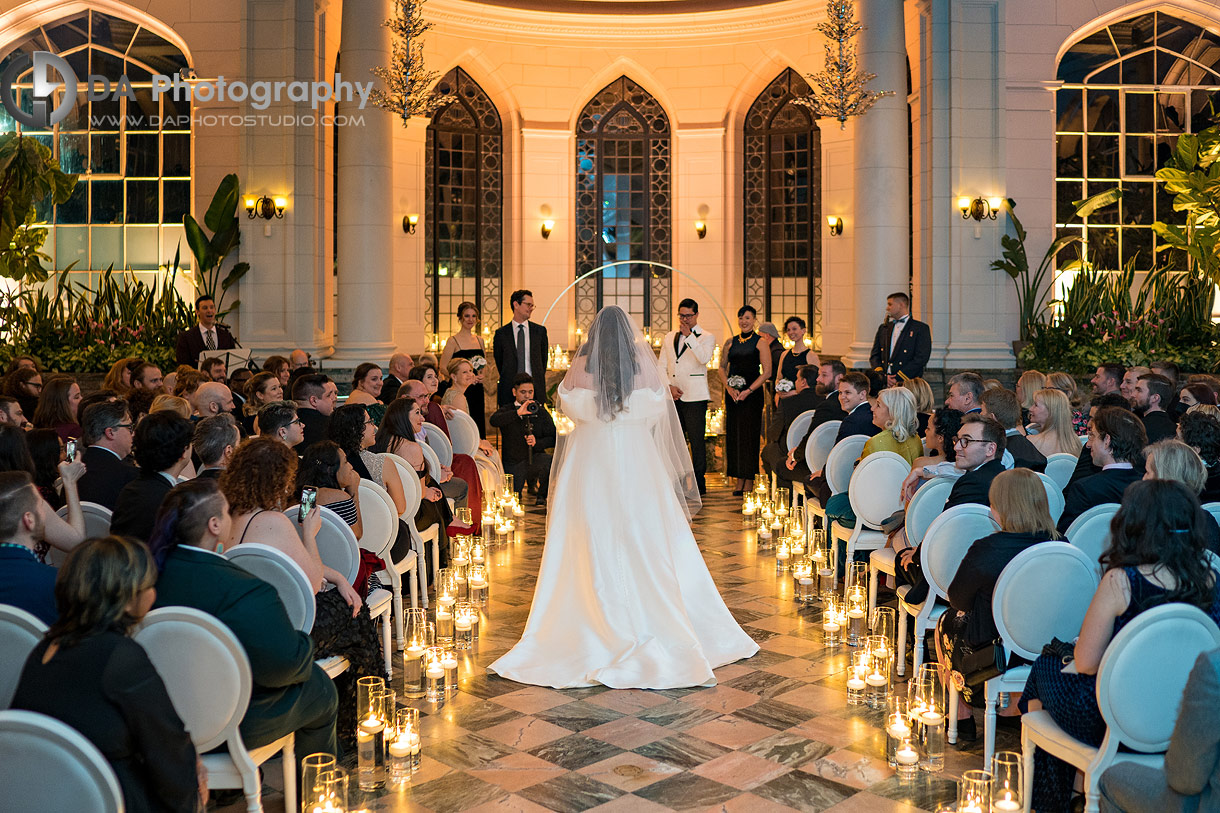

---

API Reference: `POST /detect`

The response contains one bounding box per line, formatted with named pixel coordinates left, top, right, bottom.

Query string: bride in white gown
left=489, top=305, right=759, bottom=689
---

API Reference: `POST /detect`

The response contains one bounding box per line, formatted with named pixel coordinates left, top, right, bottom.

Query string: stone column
left=332, top=0, right=396, bottom=361
left=842, top=0, right=909, bottom=368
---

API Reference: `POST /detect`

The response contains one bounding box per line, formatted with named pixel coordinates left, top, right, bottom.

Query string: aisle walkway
left=232, top=477, right=1015, bottom=812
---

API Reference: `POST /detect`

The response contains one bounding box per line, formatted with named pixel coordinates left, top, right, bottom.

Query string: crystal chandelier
left=793, top=0, right=894, bottom=130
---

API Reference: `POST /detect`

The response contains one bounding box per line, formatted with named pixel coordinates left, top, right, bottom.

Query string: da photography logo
left=1, top=51, right=77, bottom=129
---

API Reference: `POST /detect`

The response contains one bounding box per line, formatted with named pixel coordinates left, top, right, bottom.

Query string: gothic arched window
left=0, top=10, right=192, bottom=277
left=744, top=68, right=822, bottom=345
left=426, top=67, right=503, bottom=340
left=575, top=76, right=671, bottom=337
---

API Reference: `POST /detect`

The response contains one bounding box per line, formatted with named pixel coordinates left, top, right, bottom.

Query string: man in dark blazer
left=152, top=480, right=338, bottom=759
left=1058, top=406, right=1146, bottom=533
left=489, top=375, right=556, bottom=506
left=1067, top=393, right=1131, bottom=490
left=379, top=353, right=413, bottom=404
left=1133, top=373, right=1178, bottom=444
left=779, top=361, right=848, bottom=487
left=493, top=289, right=549, bottom=406
left=0, top=472, right=58, bottom=624
left=980, top=388, right=1047, bottom=472
left=110, top=412, right=194, bottom=542
left=77, top=400, right=138, bottom=510
left=175, top=295, right=236, bottom=368
left=869, top=291, right=932, bottom=383
left=810, top=372, right=879, bottom=505
left=762, top=364, right=823, bottom=476
left=291, top=374, right=337, bottom=454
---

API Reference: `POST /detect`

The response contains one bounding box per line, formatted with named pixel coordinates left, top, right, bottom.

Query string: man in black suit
left=110, top=412, right=194, bottom=542
left=175, top=295, right=236, bottom=368
left=946, top=372, right=985, bottom=415
left=810, top=372, right=879, bottom=505
left=152, top=480, right=338, bottom=759
left=1066, top=392, right=1132, bottom=491
left=779, top=360, right=848, bottom=487
left=77, top=400, right=138, bottom=510
left=493, top=289, right=549, bottom=406
left=489, top=375, right=556, bottom=507
left=291, top=374, right=337, bottom=454
left=380, top=353, right=413, bottom=404
left=762, top=364, right=823, bottom=477
left=981, top=388, right=1046, bottom=472
left=1058, top=406, right=1146, bottom=533
left=1133, top=373, right=1177, bottom=443
left=193, top=414, right=239, bottom=479
left=869, top=291, right=932, bottom=384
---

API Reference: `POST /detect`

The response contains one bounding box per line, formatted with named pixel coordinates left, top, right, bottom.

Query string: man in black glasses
left=77, top=400, right=138, bottom=510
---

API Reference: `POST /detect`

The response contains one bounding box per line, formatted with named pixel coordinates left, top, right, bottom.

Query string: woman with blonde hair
left=442, top=358, right=476, bottom=413
left=150, top=394, right=192, bottom=420
left=1145, top=439, right=1208, bottom=496
left=1016, top=370, right=1046, bottom=421
left=935, top=468, right=1059, bottom=740
left=1046, top=371, right=1088, bottom=434
left=439, top=301, right=489, bottom=437
left=902, top=376, right=934, bottom=435
left=1026, top=388, right=1081, bottom=458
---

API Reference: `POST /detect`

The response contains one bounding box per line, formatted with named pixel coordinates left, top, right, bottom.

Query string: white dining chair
left=1044, top=453, right=1078, bottom=491
left=383, top=452, right=437, bottom=599
left=785, top=409, right=817, bottom=453
left=1035, top=471, right=1066, bottom=524
left=0, top=709, right=123, bottom=813
left=49, top=502, right=112, bottom=566
left=800, top=420, right=840, bottom=509
left=1064, top=502, right=1121, bottom=573
left=360, top=478, right=419, bottom=650
left=447, top=410, right=481, bottom=457
left=422, top=422, right=454, bottom=466
left=818, top=433, right=869, bottom=581
left=868, top=476, right=956, bottom=620
left=0, top=604, right=47, bottom=709
left=828, top=451, right=909, bottom=601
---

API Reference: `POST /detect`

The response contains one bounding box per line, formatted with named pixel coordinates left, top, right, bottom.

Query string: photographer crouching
left=490, top=374, right=556, bottom=507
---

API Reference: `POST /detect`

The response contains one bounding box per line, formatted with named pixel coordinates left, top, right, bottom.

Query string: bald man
left=381, top=353, right=414, bottom=404
left=192, top=382, right=236, bottom=419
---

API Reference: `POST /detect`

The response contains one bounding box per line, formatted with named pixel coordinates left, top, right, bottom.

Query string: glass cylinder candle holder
left=455, top=507, right=472, bottom=528
left=355, top=676, right=387, bottom=790
left=512, top=497, right=525, bottom=517
left=916, top=664, right=946, bottom=772
left=757, top=517, right=773, bottom=549
left=315, top=768, right=348, bottom=812
left=388, top=708, right=420, bottom=787
left=424, top=646, right=446, bottom=702
left=435, top=599, right=455, bottom=646
left=822, top=596, right=843, bottom=646
left=846, top=649, right=869, bottom=706
left=301, top=752, right=337, bottom=813
left=991, top=751, right=1023, bottom=812
left=846, top=561, right=868, bottom=598
left=442, top=648, right=459, bottom=695
left=957, top=770, right=993, bottom=813
left=402, top=608, right=428, bottom=699
left=468, top=564, right=488, bottom=607
left=894, top=736, right=920, bottom=780
left=870, top=606, right=897, bottom=650
left=502, top=474, right=515, bottom=500
left=789, top=531, right=805, bottom=558
left=470, top=538, right=485, bottom=564
left=775, top=538, right=791, bottom=572
left=812, top=544, right=833, bottom=598
left=453, top=601, right=475, bottom=650
left=885, top=695, right=911, bottom=767
left=865, top=635, right=891, bottom=709
left=846, top=594, right=867, bottom=647
left=792, top=556, right=813, bottom=596
left=742, top=496, right=757, bottom=524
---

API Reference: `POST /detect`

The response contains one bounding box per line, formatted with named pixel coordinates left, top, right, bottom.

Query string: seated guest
left=0, top=426, right=87, bottom=554
left=778, top=360, right=848, bottom=488
left=10, top=536, right=202, bottom=812
left=903, top=376, right=935, bottom=435
left=26, top=428, right=64, bottom=510
left=1120, top=365, right=1152, bottom=403
left=297, top=440, right=365, bottom=541
left=981, top=387, right=1047, bottom=472
left=130, top=361, right=165, bottom=394
left=101, top=357, right=137, bottom=397
left=241, top=372, right=284, bottom=435
left=910, top=407, right=963, bottom=473
left=328, top=404, right=411, bottom=544
left=441, top=358, right=476, bottom=416
left=3, top=366, right=42, bottom=422
left=31, top=375, right=82, bottom=443
left=0, top=394, right=27, bottom=427
left=199, top=356, right=227, bottom=383
left=1058, top=406, right=1146, bottom=533
left=945, top=372, right=984, bottom=414
left=1015, top=370, right=1046, bottom=426
left=1099, top=648, right=1220, bottom=812
left=380, top=353, right=413, bottom=405
left=1022, top=480, right=1220, bottom=812
left=221, top=437, right=381, bottom=743
left=111, top=412, right=194, bottom=542
left=149, top=480, right=338, bottom=759
left=264, top=354, right=291, bottom=389
left=150, top=394, right=191, bottom=420
left=190, top=381, right=235, bottom=420
left=1133, top=373, right=1178, bottom=443
left=193, top=414, right=240, bottom=479
left=228, top=369, right=252, bottom=413
left=344, top=363, right=386, bottom=426
left=401, top=380, right=470, bottom=510
left=1178, top=410, right=1220, bottom=503
left=490, top=374, right=556, bottom=507
left=125, top=388, right=158, bottom=425
left=809, top=372, right=879, bottom=505
left=258, top=400, right=306, bottom=448
left=935, top=468, right=1058, bottom=741
left=1026, top=388, right=1082, bottom=458
left=1178, top=382, right=1218, bottom=410
left=291, top=373, right=337, bottom=453
left=824, top=386, right=922, bottom=528
left=1066, top=393, right=1133, bottom=491
left=1047, top=371, right=1091, bottom=436
left=761, top=364, right=823, bottom=477
left=1144, top=439, right=1220, bottom=552
left=286, top=349, right=316, bottom=393
left=375, top=398, right=452, bottom=572
left=0, top=471, right=60, bottom=623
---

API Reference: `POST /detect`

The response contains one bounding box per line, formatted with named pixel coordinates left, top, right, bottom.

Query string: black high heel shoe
left=955, top=715, right=978, bottom=745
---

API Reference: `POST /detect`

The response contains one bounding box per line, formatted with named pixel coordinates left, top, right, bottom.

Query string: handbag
left=956, top=637, right=1006, bottom=687
left=1040, top=636, right=1076, bottom=665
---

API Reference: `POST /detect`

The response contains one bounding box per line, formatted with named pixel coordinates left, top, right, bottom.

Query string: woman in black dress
left=439, top=301, right=489, bottom=438
left=774, top=316, right=819, bottom=407
left=11, top=535, right=202, bottom=813
left=719, top=305, right=772, bottom=495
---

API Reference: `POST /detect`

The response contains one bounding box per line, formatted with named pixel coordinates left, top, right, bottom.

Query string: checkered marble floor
left=227, top=476, right=1018, bottom=813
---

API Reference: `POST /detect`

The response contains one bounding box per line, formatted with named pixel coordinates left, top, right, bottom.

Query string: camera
left=523, top=400, right=540, bottom=415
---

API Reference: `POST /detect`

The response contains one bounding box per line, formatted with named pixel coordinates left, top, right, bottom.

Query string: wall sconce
left=402, top=214, right=419, bottom=234
left=958, top=196, right=1002, bottom=221
left=694, top=221, right=707, bottom=239
left=245, top=195, right=286, bottom=220
left=826, top=215, right=843, bottom=236
left=541, top=220, right=554, bottom=239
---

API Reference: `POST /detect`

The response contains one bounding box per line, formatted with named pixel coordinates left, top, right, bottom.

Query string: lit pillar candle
left=441, top=651, right=459, bottom=694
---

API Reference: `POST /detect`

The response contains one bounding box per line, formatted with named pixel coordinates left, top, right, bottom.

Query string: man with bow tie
left=661, top=298, right=717, bottom=495
left=869, top=291, right=931, bottom=385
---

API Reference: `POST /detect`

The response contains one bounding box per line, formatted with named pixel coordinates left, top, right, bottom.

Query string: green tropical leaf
left=204, top=174, right=240, bottom=233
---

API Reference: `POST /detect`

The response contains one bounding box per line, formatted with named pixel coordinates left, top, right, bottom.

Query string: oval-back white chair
left=896, top=504, right=999, bottom=679
left=0, top=604, right=47, bottom=709
left=382, top=452, right=437, bottom=599
left=976, top=542, right=1098, bottom=764
left=1022, top=604, right=1220, bottom=813
left=285, top=504, right=360, bottom=586
left=785, top=409, right=817, bottom=453
left=421, top=422, right=454, bottom=466
left=419, top=441, right=444, bottom=484
left=804, top=420, right=841, bottom=474
left=1064, top=503, right=1121, bottom=572
left=224, top=543, right=316, bottom=632
left=831, top=451, right=909, bottom=597
left=1044, top=453, right=1078, bottom=491
left=447, top=410, right=481, bottom=457
left=360, top=479, right=419, bottom=651
left=0, top=709, right=123, bottom=813
left=50, top=502, right=112, bottom=566
left=1036, top=472, right=1066, bottom=524
left=136, top=607, right=296, bottom=813
left=868, top=476, right=955, bottom=620
left=824, top=434, right=871, bottom=496
left=1203, top=501, right=1220, bottom=528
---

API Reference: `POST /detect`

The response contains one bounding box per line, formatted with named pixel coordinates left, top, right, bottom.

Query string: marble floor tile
left=427, top=733, right=518, bottom=770
left=821, top=791, right=931, bottom=813
left=515, top=772, right=626, bottom=813
left=584, top=717, right=675, bottom=749
left=404, top=772, right=510, bottom=813
left=721, top=670, right=806, bottom=700
left=526, top=732, right=626, bottom=771
left=446, top=699, right=532, bottom=731
left=635, top=700, right=725, bottom=732
left=481, top=715, right=573, bottom=750
left=577, top=751, right=684, bottom=791
left=584, top=689, right=674, bottom=715
left=685, top=714, right=778, bottom=749
left=690, top=791, right=803, bottom=813
left=773, top=682, right=852, bottom=714
left=731, top=699, right=819, bottom=731
left=632, top=772, right=741, bottom=810
left=679, top=685, right=761, bottom=714
left=633, top=733, right=731, bottom=770
left=740, top=731, right=834, bottom=767
left=584, top=793, right=675, bottom=812
left=467, top=752, right=568, bottom=793
left=751, top=771, right=858, bottom=813
left=461, top=794, right=557, bottom=813
left=690, top=750, right=792, bottom=790
left=490, top=686, right=575, bottom=714
left=799, top=749, right=895, bottom=790
left=533, top=700, right=626, bottom=732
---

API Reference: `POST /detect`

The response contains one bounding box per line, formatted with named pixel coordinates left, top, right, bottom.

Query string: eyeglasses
left=365, top=418, right=377, bottom=427
left=952, top=435, right=991, bottom=448
left=677, top=312, right=697, bottom=320
left=290, top=418, right=304, bottom=427
left=112, top=422, right=134, bottom=431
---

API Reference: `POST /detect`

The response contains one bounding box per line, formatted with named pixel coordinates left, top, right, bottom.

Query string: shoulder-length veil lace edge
left=549, top=305, right=702, bottom=521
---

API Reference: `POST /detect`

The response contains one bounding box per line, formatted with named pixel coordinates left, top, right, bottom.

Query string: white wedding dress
left=488, top=382, right=760, bottom=689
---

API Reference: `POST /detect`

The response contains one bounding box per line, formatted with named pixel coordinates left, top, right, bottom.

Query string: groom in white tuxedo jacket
left=661, top=298, right=716, bottom=495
